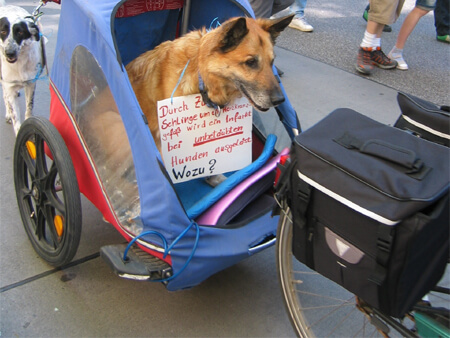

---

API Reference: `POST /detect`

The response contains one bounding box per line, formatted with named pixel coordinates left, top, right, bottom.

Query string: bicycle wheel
left=14, top=117, right=82, bottom=267
left=276, top=208, right=417, bottom=337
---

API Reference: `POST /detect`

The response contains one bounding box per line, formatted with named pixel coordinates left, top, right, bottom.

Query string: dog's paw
left=205, top=174, right=227, bottom=187
left=13, top=122, right=21, bottom=136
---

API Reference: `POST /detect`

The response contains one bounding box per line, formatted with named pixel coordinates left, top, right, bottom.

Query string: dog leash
left=32, top=1, right=46, bottom=18
left=170, top=59, right=191, bottom=105
left=33, top=0, right=49, bottom=78
left=169, top=18, right=223, bottom=112
left=198, top=74, right=222, bottom=112
left=37, top=34, right=49, bottom=81
left=21, top=0, right=49, bottom=82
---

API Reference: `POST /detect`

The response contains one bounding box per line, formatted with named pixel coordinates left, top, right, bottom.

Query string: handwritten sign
left=157, top=94, right=253, bottom=183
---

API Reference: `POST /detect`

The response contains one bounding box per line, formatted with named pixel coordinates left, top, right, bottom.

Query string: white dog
left=0, top=5, right=44, bottom=135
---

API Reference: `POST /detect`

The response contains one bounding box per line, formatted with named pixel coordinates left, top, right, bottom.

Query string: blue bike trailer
left=44, top=0, right=300, bottom=290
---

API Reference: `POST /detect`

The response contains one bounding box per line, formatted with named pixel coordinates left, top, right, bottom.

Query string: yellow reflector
left=26, top=141, right=37, bottom=159
left=54, top=215, right=64, bottom=237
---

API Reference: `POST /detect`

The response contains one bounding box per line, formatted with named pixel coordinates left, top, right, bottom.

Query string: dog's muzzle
left=5, top=54, right=18, bottom=63
left=4, top=48, right=18, bottom=63
left=270, top=90, right=285, bottom=107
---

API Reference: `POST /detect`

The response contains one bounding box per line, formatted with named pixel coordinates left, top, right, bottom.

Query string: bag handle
left=335, top=132, right=430, bottom=179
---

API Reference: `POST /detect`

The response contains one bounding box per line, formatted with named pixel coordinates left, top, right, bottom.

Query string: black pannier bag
left=395, top=91, right=450, bottom=147
left=279, top=108, right=450, bottom=318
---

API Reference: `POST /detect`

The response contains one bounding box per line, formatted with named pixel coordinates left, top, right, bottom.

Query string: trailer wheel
left=14, top=117, right=82, bottom=267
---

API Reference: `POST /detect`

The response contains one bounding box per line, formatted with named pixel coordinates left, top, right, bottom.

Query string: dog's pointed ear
left=218, top=17, right=249, bottom=53
left=259, top=14, right=294, bottom=43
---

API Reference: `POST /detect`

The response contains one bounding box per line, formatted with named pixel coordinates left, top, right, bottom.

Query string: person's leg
left=356, top=0, right=404, bottom=75
left=357, top=21, right=396, bottom=74
left=435, top=0, right=450, bottom=41
left=387, top=7, right=427, bottom=71
left=395, top=7, right=430, bottom=50
left=272, top=0, right=295, bottom=16
left=366, top=20, right=386, bottom=37
left=288, top=0, right=314, bottom=31
left=363, top=3, right=393, bottom=32
left=389, top=0, right=435, bottom=69
left=248, top=0, right=275, bottom=18
left=290, top=0, right=306, bottom=17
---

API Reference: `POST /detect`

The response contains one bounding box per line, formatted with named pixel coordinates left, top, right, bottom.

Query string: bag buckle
left=273, top=157, right=292, bottom=216
left=369, top=225, right=394, bottom=286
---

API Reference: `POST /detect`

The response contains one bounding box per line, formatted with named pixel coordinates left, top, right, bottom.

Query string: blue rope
left=170, top=59, right=190, bottom=104
left=123, top=231, right=168, bottom=260
left=122, top=221, right=200, bottom=283
left=31, top=32, right=52, bottom=84
left=159, top=221, right=200, bottom=282
left=31, top=63, right=46, bottom=83
left=208, top=17, right=221, bottom=31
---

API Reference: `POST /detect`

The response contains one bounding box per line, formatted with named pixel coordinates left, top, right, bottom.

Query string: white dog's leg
left=12, top=117, right=21, bottom=135
left=11, top=94, right=21, bottom=135
left=24, top=82, right=36, bottom=120
left=3, top=89, right=13, bottom=124
left=3, top=84, right=22, bottom=135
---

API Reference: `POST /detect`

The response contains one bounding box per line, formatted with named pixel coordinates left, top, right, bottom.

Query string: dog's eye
left=245, top=57, right=258, bottom=69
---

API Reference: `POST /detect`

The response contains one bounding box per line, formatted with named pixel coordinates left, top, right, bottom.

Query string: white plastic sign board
left=157, top=94, right=252, bottom=183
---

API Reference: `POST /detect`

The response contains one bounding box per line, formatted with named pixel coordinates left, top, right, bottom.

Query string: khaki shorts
left=368, top=0, right=406, bottom=25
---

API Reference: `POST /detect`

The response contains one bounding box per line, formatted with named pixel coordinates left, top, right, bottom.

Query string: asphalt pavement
left=0, top=0, right=449, bottom=337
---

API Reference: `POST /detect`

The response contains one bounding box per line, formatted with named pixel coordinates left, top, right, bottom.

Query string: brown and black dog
left=126, top=15, right=294, bottom=153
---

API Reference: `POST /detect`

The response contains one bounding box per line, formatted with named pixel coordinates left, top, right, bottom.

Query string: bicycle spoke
left=35, top=207, right=46, bottom=240
left=20, top=145, right=37, bottom=179
left=276, top=210, right=427, bottom=338
left=34, top=134, right=48, bottom=179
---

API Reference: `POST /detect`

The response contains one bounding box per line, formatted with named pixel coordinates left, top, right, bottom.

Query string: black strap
left=292, top=173, right=314, bottom=268
left=369, top=224, right=394, bottom=286
left=198, top=73, right=224, bottom=110
left=273, top=157, right=312, bottom=220
left=295, top=177, right=312, bottom=229
left=273, top=158, right=314, bottom=268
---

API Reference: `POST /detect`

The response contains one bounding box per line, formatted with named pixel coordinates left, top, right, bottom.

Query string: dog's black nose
left=5, top=50, right=17, bottom=59
left=271, top=93, right=285, bottom=106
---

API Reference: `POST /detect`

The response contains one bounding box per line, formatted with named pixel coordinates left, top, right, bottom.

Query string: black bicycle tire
left=14, top=117, right=82, bottom=267
left=276, top=208, right=312, bottom=338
